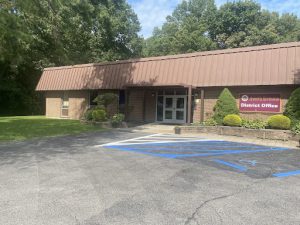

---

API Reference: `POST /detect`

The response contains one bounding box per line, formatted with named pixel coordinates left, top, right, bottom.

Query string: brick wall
left=45, top=91, right=89, bottom=119
left=45, top=91, right=62, bottom=118
left=126, top=89, right=156, bottom=123
left=69, top=91, right=89, bottom=119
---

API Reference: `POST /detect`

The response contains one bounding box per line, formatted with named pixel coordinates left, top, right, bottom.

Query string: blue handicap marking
left=273, top=170, right=300, bottom=178
left=213, top=159, right=248, bottom=172
left=103, top=137, right=300, bottom=178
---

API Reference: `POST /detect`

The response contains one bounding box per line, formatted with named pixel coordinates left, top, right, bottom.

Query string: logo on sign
left=241, top=95, right=249, bottom=102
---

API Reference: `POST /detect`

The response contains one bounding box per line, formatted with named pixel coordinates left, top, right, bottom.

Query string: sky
left=127, top=0, right=300, bottom=38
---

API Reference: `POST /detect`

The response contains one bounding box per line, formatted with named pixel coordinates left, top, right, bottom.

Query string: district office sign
left=239, top=93, right=281, bottom=113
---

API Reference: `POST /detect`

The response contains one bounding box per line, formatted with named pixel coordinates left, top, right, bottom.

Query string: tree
left=209, top=0, right=300, bottom=48
left=284, top=88, right=300, bottom=123
left=144, top=0, right=300, bottom=55
left=0, top=0, right=142, bottom=115
left=143, top=0, right=217, bottom=57
left=213, top=88, right=239, bottom=124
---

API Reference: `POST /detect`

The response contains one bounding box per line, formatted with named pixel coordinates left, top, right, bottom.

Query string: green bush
left=92, top=109, right=107, bottom=122
left=93, top=93, right=118, bottom=110
left=111, top=113, right=125, bottom=127
left=203, top=118, right=217, bottom=126
left=223, top=114, right=242, bottom=127
left=284, top=88, right=300, bottom=122
left=267, top=115, right=291, bottom=130
left=292, top=121, right=300, bottom=134
left=241, top=119, right=267, bottom=129
left=84, top=109, right=93, bottom=121
left=213, top=88, right=239, bottom=124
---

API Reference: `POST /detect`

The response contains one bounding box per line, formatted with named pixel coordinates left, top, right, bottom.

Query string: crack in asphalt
left=183, top=180, right=264, bottom=225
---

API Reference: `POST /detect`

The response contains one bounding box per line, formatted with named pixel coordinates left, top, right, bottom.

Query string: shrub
left=284, top=87, right=300, bottom=122
left=241, top=119, right=267, bottom=129
left=92, top=109, right=107, bottom=122
left=111, top=113, right=125, bottom=127
left=292, top=121, right=300, bottom=135
left=223, top=114, right=242, bottom=127
left=93, top=93, right=118, bottom=110
left=267, top=115, right=291, bottom=130
left=84, top=109, right=93, bottom=121
left=203, top=118, right=217, bottom=126
left=213, top=88, right=239, bottom=124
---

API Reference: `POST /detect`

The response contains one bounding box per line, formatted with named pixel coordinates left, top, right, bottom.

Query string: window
left=61, top=92, right=69, bottom=117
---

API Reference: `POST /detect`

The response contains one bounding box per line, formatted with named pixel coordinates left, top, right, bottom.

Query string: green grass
left=0, top=116, right=105, bottom=142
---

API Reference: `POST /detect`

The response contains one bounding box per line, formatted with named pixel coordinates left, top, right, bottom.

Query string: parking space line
left=273, top=170, right=300, bottom=178
left=96, top=134, right=160, bottom=147
left=213, top=159, right=248, bottom=172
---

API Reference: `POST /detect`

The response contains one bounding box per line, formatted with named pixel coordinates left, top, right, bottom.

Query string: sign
left=239, top=93, right=281, bottom=113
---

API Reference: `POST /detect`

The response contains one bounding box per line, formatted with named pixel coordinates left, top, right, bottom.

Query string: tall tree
left=144, top=0, right=300, bottom=55
left=209, top=0, right=300, bottom=48
left=143, top=0, right=217, bottom=57
left=0, top=0, right=142, bottom=115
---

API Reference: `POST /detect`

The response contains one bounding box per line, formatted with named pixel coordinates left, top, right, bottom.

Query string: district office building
left=36, top=42, right=300, bottom=124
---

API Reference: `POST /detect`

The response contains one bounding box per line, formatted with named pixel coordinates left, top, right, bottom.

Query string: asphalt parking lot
left=1, top=131, right=300, bottom=225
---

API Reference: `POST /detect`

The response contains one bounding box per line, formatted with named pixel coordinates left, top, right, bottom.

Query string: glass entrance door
left=163, top=96, right=186, bottom=123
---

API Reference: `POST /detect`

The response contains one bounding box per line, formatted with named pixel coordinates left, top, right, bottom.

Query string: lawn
left=0, top=116, right=105, bottom=141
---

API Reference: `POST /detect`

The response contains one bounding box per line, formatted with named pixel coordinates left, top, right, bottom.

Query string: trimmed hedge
left=241, top=119, right=267, bottom=129
left=223, top=114, right=242, bottom=127
left=267, top=115, right=291, bottom=130
left=92, top=109, right=107, bottom=122
left=111, top=113, right=125, bottom=127
left=213, top=88, right=239, bottom=124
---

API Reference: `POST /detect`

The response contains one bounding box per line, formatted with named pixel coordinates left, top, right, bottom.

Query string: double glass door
left=163, top=95, right=186, bottom=123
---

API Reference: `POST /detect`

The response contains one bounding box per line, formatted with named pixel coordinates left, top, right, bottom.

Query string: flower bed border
left=175, top=125, right=300, bottom=142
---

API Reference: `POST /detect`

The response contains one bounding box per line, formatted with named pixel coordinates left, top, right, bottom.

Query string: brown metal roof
left=36, top=42, right=300, bottom=91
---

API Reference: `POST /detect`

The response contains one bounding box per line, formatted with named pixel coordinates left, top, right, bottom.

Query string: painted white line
left=142, top=136, right=200, bottom=139
left=103, top=139, right=219, bottom=146
left=95, top=133, right=162, bottom=147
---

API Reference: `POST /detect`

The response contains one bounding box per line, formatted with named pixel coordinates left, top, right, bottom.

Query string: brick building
left=36, top=42, right=300, bottom=124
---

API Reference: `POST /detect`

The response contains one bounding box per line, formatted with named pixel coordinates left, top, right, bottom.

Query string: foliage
left=84, top=109, right=94, bottom=121
left=267, top=115, right=291, bottom=130
left=284, top=88, right=300, bottom=123
left=223, top=114, right=242, bottom=127
left=143, top=0, right=217, bottom=56
left=111, top=113, right=125, bottom=127
left=0, top=0, right=142, bottom=115
left=213, top=88, right=239, bottom=124
left=291, top=121, right=300, bottom=135
left=144, top=0, right=300, bottom=56
left=202, top=118, right=217, bottom=126
left=92, top=109, right=107, bottom=122
left=93, top=93, right=118, bottom=110
left=0, top=116, right=104, bottom=141
left=241, top=119, right=267, bottom=129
